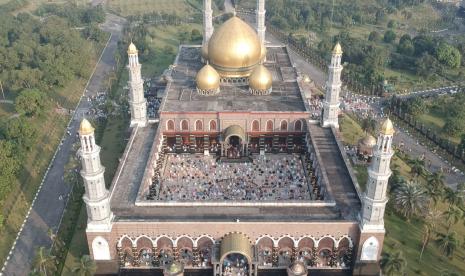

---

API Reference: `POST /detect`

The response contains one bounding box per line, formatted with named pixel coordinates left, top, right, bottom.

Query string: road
left=255, top=15, right=463, bottom=187
left=1, top=12, right=125, bottom=276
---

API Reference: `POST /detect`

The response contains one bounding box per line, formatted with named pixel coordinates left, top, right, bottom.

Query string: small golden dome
left=249, top=64, right=272, bottom=91
left=208, top=16, right=261, bottom=77
left=201, top=44, right=209, bottom=61
left=380, top=118, right=395, bottom=135
left=196, top=64, right=220, bottom=91
left=79, top=118, right=94, bottom=135
left=360, top=134, right=377, bottom=147
left=333, top=42, right=343, bottom=55
left=128, top=42, right=138, bottom=55
left=260, top=43, right=267, bottom=61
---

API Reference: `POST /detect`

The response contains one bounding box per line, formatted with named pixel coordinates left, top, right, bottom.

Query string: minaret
left=203, top=0, right=213, bottom=46
left=78, top=119, right=113, bottom=231
left=127, top=42, right=147, bottom=127
left=256, top=0, right=266, bottom=45
left=322, top=43, right=343, bottom=129
left=360, top=118, right=395, bottom=231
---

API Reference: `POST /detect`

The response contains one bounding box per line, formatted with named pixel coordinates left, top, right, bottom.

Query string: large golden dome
left=208, top=16, right=261, bottom=77
left=196, top=64, right=220, bottom=91
left=249, top=64, right=272, bottom=91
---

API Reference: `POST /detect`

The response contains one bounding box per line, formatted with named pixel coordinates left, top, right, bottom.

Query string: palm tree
left=361, top=117, right=376, bottom=134
left=425, top=171, right=445, bottom=205
left=72, top=255, right=97, bottom=276
left=435, top=231, right=460, bottom=259
left=419, top=209, right=441, bottom=260
left=440, top=269, right=461, bottom=276
left=392, top=181, right=428, bottom=219
left=33, top=247, right=56, bottom=276
left=408, top=158, right=426, bottom=178
left=380, top=250, right=407, bottom=276
left=443, top=187, right=461, bottom=210
left=443, top=206, right=463, bottom=229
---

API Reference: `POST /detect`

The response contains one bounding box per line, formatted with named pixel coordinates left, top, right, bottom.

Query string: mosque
left=77, top=1, right=395, bottom=275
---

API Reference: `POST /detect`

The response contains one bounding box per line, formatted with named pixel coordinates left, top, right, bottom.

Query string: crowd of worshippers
left=152, top=154, right=311, bottom=201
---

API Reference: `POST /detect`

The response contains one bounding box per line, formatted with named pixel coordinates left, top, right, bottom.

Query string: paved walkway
left=1, top=12, right=125, bottom=276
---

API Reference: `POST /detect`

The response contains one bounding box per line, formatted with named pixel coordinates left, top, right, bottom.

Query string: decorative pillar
left=78, top=119, right=113, bottom=232
left=117, top=246, right=124, bottom=267
left=127, top=42, right=148, bottom=127
left=132, top=246, right=139, bottom=267
left=192, top=247, right=200, bottom=267
left=272, top=246, right=279, bottom=266
left=256, top=0, right=266, bottom=44
left=322, top=43, right=343, bottom=128
left=203, top=0, right=213, bottom=46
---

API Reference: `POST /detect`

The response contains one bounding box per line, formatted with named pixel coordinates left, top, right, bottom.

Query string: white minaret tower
left=78, top=119, right=113, bottom=231
left=203, top=0, right=213, bottom=46
left=127, top=42, right=147, bottom=127
left=256, top=0, right=266, bottom=44
left=322, top=43, right=343, bottom=129
left=360, top=118, right=395, bottom=231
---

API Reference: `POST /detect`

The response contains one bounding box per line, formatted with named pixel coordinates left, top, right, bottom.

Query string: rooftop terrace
left=159, top=46, right=308, bottom=113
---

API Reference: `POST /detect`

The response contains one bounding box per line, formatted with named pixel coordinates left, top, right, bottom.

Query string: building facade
left=80, top=1, right=395, bottom=275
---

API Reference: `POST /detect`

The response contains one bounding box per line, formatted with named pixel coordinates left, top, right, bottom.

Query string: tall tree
left=14, top=89, right=47, bottom=117
left=408, top=157, right=426, bottom=178
left=72, top=255, right=97, bottom=276
left=32, top=247, right=56, bottom=276
left=443, top=206, right=463, bottom=229
left=380, top=250, right=407, bottom=276
left=420, top=209, right=441, bottom=260
left=435, top=231, right=460, bottom=259
left=392, top=181, right=428, bottom=219
left=424, top=171, right=445, bottom=206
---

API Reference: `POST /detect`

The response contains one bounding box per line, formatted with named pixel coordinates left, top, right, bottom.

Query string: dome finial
left=380, top=117, right=394, bottom=135
left=79, top=118, right=94, bottom=135
left=332, top=42, right=343, bottom=55
left=128, top=41, right=138, bottom=55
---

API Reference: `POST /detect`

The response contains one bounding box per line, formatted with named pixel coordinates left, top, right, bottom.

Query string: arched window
left=294, top=120, right=302, bottom=131
left=195, top=120, right=203, bottom=131
left=167, top=120, right=175, bottom=131
left=209, top=120, right=217, bottom=131
left=280, top=120, right=288, bottom=131
left=252, top=120, right=260, bottom=132
left=181, top=120, right=189, bottom=131
left=266, top=120, right=273, bottom=131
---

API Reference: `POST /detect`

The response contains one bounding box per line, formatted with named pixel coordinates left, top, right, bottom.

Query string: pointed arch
left=266, top=120, right=273, bottom=131
left=280, top=120, right=288, bottom=131
left=209, top=120, right=217, bottom=131
left=252, top=120, right=260, bottom=132
left=92, top=236, right=111, bottom=260
left=294, top=120, right=302, bottom=131
left=360, top=236, right=379, bottom=261
left=195, top=120, right=203, bottom=131
left=181, top=120, right=189, bottom=131
left=166, top=120, right=175, bottom=131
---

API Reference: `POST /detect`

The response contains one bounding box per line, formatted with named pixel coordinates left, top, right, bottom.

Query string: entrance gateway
left=222, top=125, right=247, bottom=159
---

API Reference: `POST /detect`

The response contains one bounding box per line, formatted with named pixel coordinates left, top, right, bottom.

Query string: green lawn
left=339, top=114, right=366, bottom=145
left=106, top=0, right=197, bottom=17
left=61, top=205, right=89, bottom=275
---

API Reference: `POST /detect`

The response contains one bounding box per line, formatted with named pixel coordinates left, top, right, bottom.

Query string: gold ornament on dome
left=208, top=16, right=262, bottom=77
left=127, top=42, right=138, bottom=55
left=79, top=118, right=94, bottom=135
left=380, top=118, right=395, bottom=135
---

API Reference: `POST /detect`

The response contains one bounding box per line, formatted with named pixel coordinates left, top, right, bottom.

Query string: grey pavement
left=1, top=13, right=125, bottom=276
